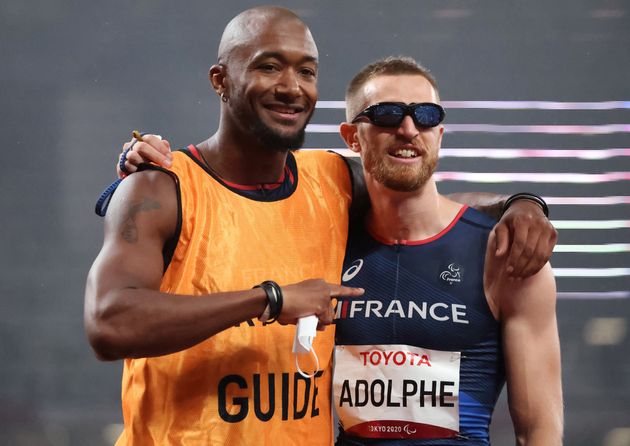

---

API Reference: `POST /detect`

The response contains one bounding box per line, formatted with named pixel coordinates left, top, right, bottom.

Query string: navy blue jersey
left=334, top=206, right=505, bottom=446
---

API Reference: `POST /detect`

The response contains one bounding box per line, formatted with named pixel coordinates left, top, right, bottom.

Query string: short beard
left=255, top=124, right=306, bottom=152
left=365, top=151, right=439, bottom=192
left=247, top=112, right=312, bottom=152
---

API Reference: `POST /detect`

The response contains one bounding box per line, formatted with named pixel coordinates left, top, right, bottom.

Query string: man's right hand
left=117, top=134, right=173, bottom=178
left=278, top=279, right=364, bottom=328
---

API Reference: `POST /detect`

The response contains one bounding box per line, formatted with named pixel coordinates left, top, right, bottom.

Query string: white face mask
left=292, top=315, right=320, bottom=378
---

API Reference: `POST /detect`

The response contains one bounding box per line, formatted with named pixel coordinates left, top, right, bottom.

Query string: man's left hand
left=492, top=199, right=557, bottom=279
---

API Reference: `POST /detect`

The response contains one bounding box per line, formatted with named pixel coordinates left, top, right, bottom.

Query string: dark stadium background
left=1, top=1, right=628, bottom=444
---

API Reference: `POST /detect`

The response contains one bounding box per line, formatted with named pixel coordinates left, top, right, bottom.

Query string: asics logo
left=342, top=259, right=363, bottom=282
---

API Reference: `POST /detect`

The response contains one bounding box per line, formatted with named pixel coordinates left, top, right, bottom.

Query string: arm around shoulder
left=84, top=169, right=360, bottom=361
left=84, top=170, right=271, bottom=360
left=85, top=169, right=178, bottom=359
left=451, top=191, right=557, bottom=279
left=447, top=191, right=507, bottom=219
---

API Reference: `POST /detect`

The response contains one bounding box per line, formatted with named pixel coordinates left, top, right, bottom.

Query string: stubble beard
left=247, top=109, right=314, bottom=152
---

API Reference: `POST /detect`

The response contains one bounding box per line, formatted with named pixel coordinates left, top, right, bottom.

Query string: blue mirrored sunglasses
left=351, top=102, right=445, bottom=128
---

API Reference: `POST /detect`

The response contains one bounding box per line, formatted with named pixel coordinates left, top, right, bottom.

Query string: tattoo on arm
left=120, top=198, right=161, bottom=243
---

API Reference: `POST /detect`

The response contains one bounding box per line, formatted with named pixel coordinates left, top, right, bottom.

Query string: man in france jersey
left=333, top=57, right=563, bottom=446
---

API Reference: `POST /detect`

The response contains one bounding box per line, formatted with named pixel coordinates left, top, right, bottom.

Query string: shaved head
left=218, top=6, right=315, bottom=63
left=210, top=6, right=319, bottom=152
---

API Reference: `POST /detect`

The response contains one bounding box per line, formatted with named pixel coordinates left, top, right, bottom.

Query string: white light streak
left=557, top=291, right=630, bottom=299
left=315, top=100, right=630, bottom=110
left=316, top=101, right=346, bottom=109
left=554, top=244, right=630, bottom=253
left=306, top=123, right=630, bottom=134
left=545, top=196, right=630, bottom=205
left=439, top=148, right=630, bottom=159
left=553, top=268, right=630, bottom=277
left=434, top=172, right=630, bottom=183
left=304, top=147, right=630, bottom=159
left=552, top=220, right=630, bottom=229
left=306, top=124, right=341, bottom=133
left=441, top=100, right=630, bottom=110
left=444, top=124, right=630, bottom=134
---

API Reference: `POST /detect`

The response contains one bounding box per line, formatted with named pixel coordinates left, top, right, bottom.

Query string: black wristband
left=264, top=280, right=283, bottom=320
left=254, top=280, right=284, bottom=323
left=502, top=192, right=549, bottom=217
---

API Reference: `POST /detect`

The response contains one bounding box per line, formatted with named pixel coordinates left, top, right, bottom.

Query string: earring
left=220, top=92, right=228, bottom=103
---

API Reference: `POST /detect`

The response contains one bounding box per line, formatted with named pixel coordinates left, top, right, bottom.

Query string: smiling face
left=219, top=12, right=318, bottom=151
left=344, top=74, right=444, bottom=191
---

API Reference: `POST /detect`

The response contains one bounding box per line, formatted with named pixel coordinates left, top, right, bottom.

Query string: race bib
left=334, top=344, right=460, bottom=439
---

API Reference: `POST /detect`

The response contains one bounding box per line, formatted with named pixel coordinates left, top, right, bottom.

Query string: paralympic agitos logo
left=439, top=263, right=462, bottom=285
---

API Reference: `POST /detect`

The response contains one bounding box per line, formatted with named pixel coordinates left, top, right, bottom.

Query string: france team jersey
left=334, top=206, right=505, bottom=446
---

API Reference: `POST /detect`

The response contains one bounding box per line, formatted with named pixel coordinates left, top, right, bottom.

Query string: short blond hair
left=345, top=56, right=440, bottom=121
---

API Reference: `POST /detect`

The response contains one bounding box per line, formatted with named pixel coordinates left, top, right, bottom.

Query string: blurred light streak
left=307, top=123, right=630, bottom=135
left=554, top=244, right=630, bottom=253
left=434, top=172, right=630, bottom=183
left=584, top=317, right=627, bottom=345
left=306, top=147, right=630, bottom=160
left=554, top=268, right=630, bottom=277
left=444, top=124, right=630, bottom=134
left=545, top=196, right=630, bottom=205
left=552, top=220, right=630, bottom=229
left=438, top=148, right=630, bottom=159
left=558, top=291, right=630, bottom=299
left=315, top=100, right=630, bottom=110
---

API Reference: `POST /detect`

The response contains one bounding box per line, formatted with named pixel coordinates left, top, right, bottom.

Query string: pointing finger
left=330, top=285, right=364, bottom=298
